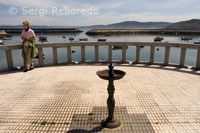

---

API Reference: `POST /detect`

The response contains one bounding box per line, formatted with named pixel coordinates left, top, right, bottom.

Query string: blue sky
left=0, top=0, right=200, bottom=26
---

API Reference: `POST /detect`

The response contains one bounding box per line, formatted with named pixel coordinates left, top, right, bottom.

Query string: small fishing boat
left=69, top=37, right=74, bottom=41
left=154, top=37, right=164, bottom=42
left=98, top=39, right=106, bottom=42
left=194, top=41, right=200, bottom=44
left=181, top=37, right=192, bottom=41
left=63, top=36, right=66, bottom=38
left=34, top=53, right=45, bottom=59
left=39, top=26, right=48, bottom=42
left=39, top=34, right=48, bottom=42
left=72, top=50, right=76, bottom=53
left=113, top=46, right=128, bottom=50
left=2, top=38, right=12, bottom=40
left=79, top=38, right=88, bottom=41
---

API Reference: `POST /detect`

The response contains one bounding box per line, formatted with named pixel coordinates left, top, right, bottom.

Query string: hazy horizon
left=0, top=20, right=172, bottom=27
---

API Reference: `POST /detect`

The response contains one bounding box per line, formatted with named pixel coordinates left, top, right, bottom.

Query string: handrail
left=0, top=42, right=200, bottom=70
left=1, top=42, right=200, bottom=50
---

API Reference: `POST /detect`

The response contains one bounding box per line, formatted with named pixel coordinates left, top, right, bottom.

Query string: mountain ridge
left=0, top=21, right=171, bottom=30
left=79, top=21, right=170, bottom=29
left=164, top=19, right=200, bottom=30
left=1, top=19, right=200, bottom=30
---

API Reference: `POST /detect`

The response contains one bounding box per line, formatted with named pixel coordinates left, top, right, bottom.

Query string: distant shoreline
left=86, top=29, right=200, bottom=36
left=1, top=28, right=200, bottom=36
left=0, top=28, right=83, bottom=34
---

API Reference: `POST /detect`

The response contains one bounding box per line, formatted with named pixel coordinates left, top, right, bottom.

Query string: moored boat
left=181, top=37, right=192, bottom=41
left=194, top=41, right=200, bottom=44
left=154, top=37, right=164, bottom=42
left=72, top=50, right=76, bottom=53
left=98, top=39, right=106, bottom=42
left=79, top=38, right=88, bottom=41
left=113, top=46, right=128, bottom=50
left=0, top=39, right=4, bottom=45
left=39, top=34, right=48, bottom=42
left=69, top=37, right=74, bottom=41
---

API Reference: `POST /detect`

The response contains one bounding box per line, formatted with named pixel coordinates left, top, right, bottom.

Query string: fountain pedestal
left=96, top=63, right=126, bottom=128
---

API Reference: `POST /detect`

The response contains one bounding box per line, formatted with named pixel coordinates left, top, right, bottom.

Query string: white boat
left=0, top=39, right=4, bottom=45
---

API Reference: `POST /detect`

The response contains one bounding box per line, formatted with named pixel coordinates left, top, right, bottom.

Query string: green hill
left=164, top=19, right=200, bottom=30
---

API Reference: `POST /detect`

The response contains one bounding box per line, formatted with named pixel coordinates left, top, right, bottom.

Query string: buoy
left=157, top=48, right=159, bottom=51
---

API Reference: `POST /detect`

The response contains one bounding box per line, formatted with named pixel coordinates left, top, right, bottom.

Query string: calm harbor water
left=0, top=30, right=199, bottom=69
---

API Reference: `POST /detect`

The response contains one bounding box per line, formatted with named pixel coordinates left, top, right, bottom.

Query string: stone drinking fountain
left=96, top=63, right=126, bottom=128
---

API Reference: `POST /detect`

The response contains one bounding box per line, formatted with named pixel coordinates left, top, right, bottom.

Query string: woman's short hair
left=23, top=20, right=30, bottom=27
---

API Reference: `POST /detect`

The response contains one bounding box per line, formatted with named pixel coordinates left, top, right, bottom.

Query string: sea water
left=0, top=31, right=199, bottom=69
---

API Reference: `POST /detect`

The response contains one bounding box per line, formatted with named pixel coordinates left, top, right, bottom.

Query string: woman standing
left=21, top=21, right=37, bottom=72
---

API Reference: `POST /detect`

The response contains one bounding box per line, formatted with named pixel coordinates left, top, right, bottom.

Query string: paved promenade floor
left=0, top=64, right=200, bottom=133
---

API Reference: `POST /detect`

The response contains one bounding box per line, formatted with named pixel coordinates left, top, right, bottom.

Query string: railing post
left=5, top=50, right=13, bottom=69
left=81, top=46, right=85, bottom=63
left=38, top=48, right=44, bottom=66
left=122, top=45, right=126, bottom=63
left=95, top=45, right=99, bottom=63
left=164, top=47, right=170, bottom=65
left=108, top=45, right=112, bottom=63
left=150, top=46, right=155, bottom=64
left=53, top=47, right=58, bottom=65
left=196, top=47, right=200, bottom=69
left=179, top=48, right=186, bottom=67
left=136, top=46, right=140, bottom=63
left=67, top=46, right=72, bottom=64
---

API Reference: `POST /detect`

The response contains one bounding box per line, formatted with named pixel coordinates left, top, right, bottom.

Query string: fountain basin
left=97, top=70, right=126, bottom=80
